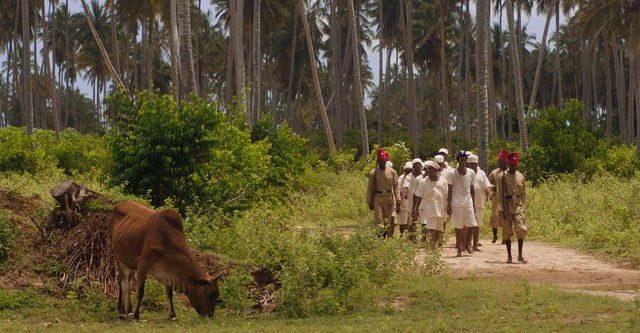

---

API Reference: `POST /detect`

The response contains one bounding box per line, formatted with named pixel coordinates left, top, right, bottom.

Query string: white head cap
left=438, top=148, right=449, bottom=155
left=434, top=155, right=445, bottom=163
left=404, top=162, right=413, bottom=170
left=386, top=161, right=393, bottom=168
left=411, top=158, right=423, bottom=164
left=467, top=154, right=479, bottom=163
left=424, top=160, right=440, bottom=170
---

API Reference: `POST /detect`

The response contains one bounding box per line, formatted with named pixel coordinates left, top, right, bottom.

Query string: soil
left=433, top=237, right=640, bottom=301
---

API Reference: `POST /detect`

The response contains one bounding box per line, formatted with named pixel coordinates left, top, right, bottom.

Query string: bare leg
left=517, top=239, right=527, bottom=263
left=387, top=217, right=396, bottom=238
left=465, top=227, right=473, bottom=253
left=455, top=228, right=464, bottom=257
left=472, top=227, right=481, bottom=251
left=492, top=228, right=498, bottom=243
left=505, top=239, right=513, bottom=263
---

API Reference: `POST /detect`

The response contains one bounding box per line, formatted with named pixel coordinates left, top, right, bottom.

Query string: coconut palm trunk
left=251, top=0, right=261, bottom=126
left=505, top=0, right=528, bottom=151
left=22, top=0, right=33, bottom=137
left=169, top=0, right=182, bottom=101
left=178, top=0, right=198, bottom=96
left=297, top=0, right=336, bottom=153
left=41, top=2, right=61, bottom=141
left=79, top=0, right=124, bottom=89
left=527, top=11, right=551, bottom=115
left=347, top=0, right=370, bottom=157
left=476, top=0, right=489, bottom=169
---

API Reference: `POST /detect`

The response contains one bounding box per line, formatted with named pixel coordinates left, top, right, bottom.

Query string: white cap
left=424, top=161, right=440, bottom=170
left=467, top=154, right=479, bottom=163
left=411, top=158, right=423, bottom=164
left=438, top=148, right=449, bottom=155
left=404, top=162, right=413, bottom=170
left=386, top=161, right=393, bottom=168
left=434, top=155, right=445, bottom=163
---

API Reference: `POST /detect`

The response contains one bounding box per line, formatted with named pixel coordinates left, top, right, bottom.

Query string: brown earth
left=431, top=237, right=640, bottom=301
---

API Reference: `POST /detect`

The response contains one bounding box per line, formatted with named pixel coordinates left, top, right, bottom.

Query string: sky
left=65, top=1, right=567, bottom=106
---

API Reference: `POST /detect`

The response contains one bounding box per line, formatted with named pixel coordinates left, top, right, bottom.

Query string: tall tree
left=79, top=0, right=124, bottom=89
left=22, top=0, right=33, bottom=137
left=347, top=0, right=370, bottom=156
left=505, top=0, right=528, bottom=151
left=298, top=0, right=336, bottom=153
left=476, top=0, right=490, bottom=170
left=251, top=0, right=261, bottom=125
left=178, top=0, right=198, bottom=96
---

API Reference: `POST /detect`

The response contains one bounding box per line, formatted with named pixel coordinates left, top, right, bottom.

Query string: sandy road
left=433, top=237, right=640, bottom=301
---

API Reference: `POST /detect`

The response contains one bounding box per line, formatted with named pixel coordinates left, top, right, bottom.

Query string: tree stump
left=50, top=180, right=97, bottom=229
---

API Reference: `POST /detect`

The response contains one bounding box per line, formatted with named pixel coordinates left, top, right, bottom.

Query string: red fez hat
left=508, top=152, right=519, bottom=165
left=377, top=149, right=388, bottom=161
left=498, top=150, right=510, bottom=162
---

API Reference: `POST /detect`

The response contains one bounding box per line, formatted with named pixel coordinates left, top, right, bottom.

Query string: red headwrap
left=377, top=149, right=388, bottom=161
left=498, top=150, right=510, bottom=162
left=508, top=152, right=519, bottom=165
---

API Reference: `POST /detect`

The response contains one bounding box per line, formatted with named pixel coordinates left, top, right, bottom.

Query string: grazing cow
left=111, top=201, right=220, bottom=320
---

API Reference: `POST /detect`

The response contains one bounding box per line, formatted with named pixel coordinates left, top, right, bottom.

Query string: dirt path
left=432, top=237, right=639, bottom=301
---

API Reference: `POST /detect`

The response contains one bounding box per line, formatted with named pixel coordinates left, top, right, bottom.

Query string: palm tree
left=41, top=0, right=61, bottom=141
left=476, top=0, right=490, bottom=170
left=79, top=0, right=124, bottom=89
left=347, top=0, right=369, bottom=157
left=178, top=0, right=198, bottom=96
left=505, top=0, right=528, bottom=151
left=298, top=0, right=335, bottom=153
left=527, top=2, right=552, bottom=117
left=22, top=0, right=34, bottom=136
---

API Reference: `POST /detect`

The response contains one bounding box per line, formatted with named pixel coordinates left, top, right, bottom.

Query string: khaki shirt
left=496, top=170, right=526, bottom=214
left=367, top=167, right=400, bottom=205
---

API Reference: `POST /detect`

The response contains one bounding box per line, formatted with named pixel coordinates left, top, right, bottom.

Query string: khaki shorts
left=396, top=209, right=411, bottom=225
left=501, top=211, right=527, bottom=240
left=451, top=205, right=477, bottom=229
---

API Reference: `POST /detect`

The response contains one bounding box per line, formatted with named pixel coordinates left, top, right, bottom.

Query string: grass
left=0, top=275, right=636, bottom=333
left=1, top=168, right=639, bottom=332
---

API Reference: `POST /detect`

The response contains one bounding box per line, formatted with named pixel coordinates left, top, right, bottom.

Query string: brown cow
left=111, top=201, right=220, bottom=320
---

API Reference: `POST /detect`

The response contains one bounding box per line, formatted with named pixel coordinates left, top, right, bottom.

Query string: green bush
left=526, top=99, right=608, bottom=184
left=108, top=91, right=313, bottom=213
left=0, top=127, right=109, bottom=176
left=0, top=127, right=43, bottom=173
left=0, top=210, right=12, bottom=262
left=0, top=289, right=38, bottom=310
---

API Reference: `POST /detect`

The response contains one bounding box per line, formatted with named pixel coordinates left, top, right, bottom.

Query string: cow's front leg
left=165, top=285, right=177, bottom=320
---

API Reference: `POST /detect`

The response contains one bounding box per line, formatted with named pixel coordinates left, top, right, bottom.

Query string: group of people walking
left=366, top=148, right=528, bottom=264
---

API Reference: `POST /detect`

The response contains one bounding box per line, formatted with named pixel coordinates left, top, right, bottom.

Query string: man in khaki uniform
left=487, top=150, right=509, bottom=243
left=367, top=149, right=401, bottom=236
left=496, top=152, right=528, bottom=264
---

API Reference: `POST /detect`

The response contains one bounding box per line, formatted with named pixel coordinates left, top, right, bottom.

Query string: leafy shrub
left=526, top=99, right=608, bottom=184
left=0, top=289, right=38, bottom=310
left=0, top=210, right=12, bottom=262
left=108, top=91, right=313, bottom=213
left=0, top=127, right=43, bottom=173
left=0, top=127, right=109, bottom=176
left=185, top=170, right=421, bottom=317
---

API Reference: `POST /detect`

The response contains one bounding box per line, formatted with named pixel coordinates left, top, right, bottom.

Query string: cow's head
left=186, top=275, right=221, bottom=317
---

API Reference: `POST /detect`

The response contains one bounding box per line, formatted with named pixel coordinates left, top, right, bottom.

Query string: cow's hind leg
left=133, top=269, right=148, bottom=320
left=117, top=267, right=135, bottom=318
left=165, top=286, right=177, bottom=320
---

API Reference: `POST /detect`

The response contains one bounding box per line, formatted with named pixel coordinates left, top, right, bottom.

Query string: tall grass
left=527, top=173, right=640, bottom=267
